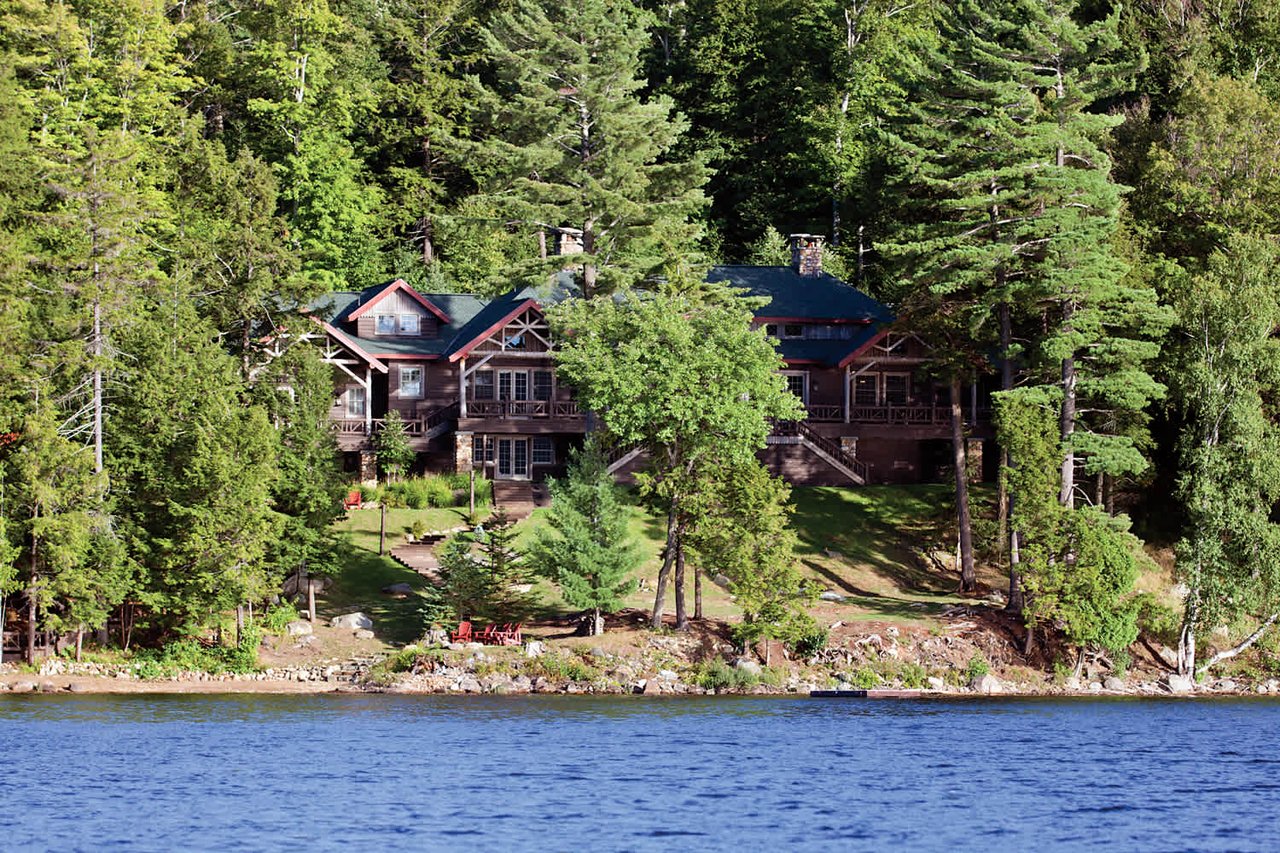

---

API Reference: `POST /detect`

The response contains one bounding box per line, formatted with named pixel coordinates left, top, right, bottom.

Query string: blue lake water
left=3, top=694, right=1279, bottom=851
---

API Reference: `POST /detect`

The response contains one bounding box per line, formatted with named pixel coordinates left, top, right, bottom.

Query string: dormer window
left=782, top=324, right=803, bottom=339
left=375, top=315, right=396, bottom=335
left=399, top=314, right=420, bottom=335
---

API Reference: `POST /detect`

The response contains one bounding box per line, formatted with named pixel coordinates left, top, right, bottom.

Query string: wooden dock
left=809, top=689, right=926, bottom=699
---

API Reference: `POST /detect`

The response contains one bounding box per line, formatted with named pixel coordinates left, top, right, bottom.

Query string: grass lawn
left=322, top=484, right=1002, bottom=646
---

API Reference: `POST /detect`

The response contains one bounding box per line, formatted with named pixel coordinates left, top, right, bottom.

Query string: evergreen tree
left=374, top=410, right=416, bottom=481
left=528, top=442, right=640, bottom=634
left=471, top=0, right=709, bottom=294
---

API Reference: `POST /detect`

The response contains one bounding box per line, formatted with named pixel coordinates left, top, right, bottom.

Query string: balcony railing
left=465, top=399, right=582, bottom=419
left=804, top=403, right=989, bottom=426
left=333, top=403, right=460, bottom=438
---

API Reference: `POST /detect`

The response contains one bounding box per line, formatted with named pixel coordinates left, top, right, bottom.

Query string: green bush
left=262, top=603, right=299, bottom=634
left=1134, top=592, right=1180, bottom=647
left=132, top=628, right=261, bottom=679
left=965, top=653, right=991, bottom=681
left=791, top=626, right=829, bottom=658
left=897, top=662, right=928, bottom=689
left=850, top=666, right=880, bottom=689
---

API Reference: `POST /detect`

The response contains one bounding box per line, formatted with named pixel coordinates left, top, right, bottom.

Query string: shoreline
left=0, top=671, right=1268, bottom=699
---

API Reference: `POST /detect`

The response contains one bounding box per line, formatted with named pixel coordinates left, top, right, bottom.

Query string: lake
left=2, top=694, right=1278, bottom=851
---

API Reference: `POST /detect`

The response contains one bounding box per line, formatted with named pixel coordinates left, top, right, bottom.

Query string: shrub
left=849, top=667, right=880, bottom=689
left=791, top=626, right=828, bottom=658
left=897, top=662, right=928, bottom=689
left=262, top=603, right=300, bottom=635
left=132, top=628, right=261, bottom=679
left=965, top=653, right=991, bottom=681
left=1134, top=592, right=1180, bottom=647
left=409, top=519, right=429, bottom=540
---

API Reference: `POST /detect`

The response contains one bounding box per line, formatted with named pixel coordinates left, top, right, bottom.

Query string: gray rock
left=524, top=640, right=545, bottom=658
left=1166, top=673, right=1195, bottom=694
left=511, top=675, right=533, bottom=693
left=353, top=629, right=375, bottom=640
left=926, top=676, right=946, bottom=691
left=818, top=591, right=845, bottom=602
left=381, top=582, right=413, bottom=595
left=712, top=574, right=732, bottom=589
left=1088, top=681, right=1103, bottom=693
left=885, top=626, right=900, bottom=638
left=285, top=620, right=313, bottom=637
left=1104, top=676, right=1126, bottom=691
left=330, top=612, right=373, bottom=630
left=11, top=681, right=36, bottom=693
left=734, top=659, right=763, bottom=677
left=589, top=646, right=609, bottom=659
left=1065, top=676, right=1083, bottom=691
left=68, top=682, right=90, bottom=693
left=971, top=673, right=1003, bottom=695
left=658, top=669, right=679, bottom=681
left=39, top=681, right=58, bottom=693
left=457, top=675, right=482, bottom=694
left=632, top=679, right=648, bottom=694
left=1217, top=678, right=1238, bottom=692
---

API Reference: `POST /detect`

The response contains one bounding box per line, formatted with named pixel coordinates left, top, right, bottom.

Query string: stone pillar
left=455, top=431, right=474, bottom=474
left=966, top=438, right=984, bottom=482
left=359, top=450, right=377, bottom=485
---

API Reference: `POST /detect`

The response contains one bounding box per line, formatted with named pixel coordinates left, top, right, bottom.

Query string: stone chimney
left=552, top=226, right=584, bottom=257
left=790, top=234, right=824, bottom=277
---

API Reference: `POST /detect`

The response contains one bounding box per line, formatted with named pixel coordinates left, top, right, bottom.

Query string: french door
left=495, top=438, right=530, bottom=479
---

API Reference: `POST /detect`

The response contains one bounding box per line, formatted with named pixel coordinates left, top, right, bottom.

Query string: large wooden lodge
left=308, top=235, right=992, bottom=496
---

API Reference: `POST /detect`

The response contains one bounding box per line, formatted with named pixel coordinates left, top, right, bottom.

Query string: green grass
left=324, top=483, right=997, bottom=641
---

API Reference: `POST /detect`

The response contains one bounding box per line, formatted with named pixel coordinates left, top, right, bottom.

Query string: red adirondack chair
left=494, top=623, right=523, bottom=646
left=476, top=624, right=499, bottom=644
left=450, top=621, right=473, bottom=643
left=343, top=489, right=363, bottom=511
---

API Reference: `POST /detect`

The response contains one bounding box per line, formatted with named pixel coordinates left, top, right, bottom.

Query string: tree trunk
left=1179, top=599, right=1198, bottom=677
left=236, top=605, right=244, bottom=647
left=996, top=303, right=1013, bottom=561
left=694, top=563, right=703, bottom=620
left=1198, top=612, right=1279, bottom=675
left=582, top=221, right=597, bottom=297
left=1060, top=351, right=1076, bottom=507
left=1006, top=529, right=1024, bottom=613
left=26, top=590, right=36, bottom=666
left=592, top=607, right=601, bottom=636
left=92, top=296, right=104, bottom=474
left=307, top=572, right=317, bottom=623
left=0, top=593, right=5, bottom=665
left=950, top=378, right=976, bottom=592
left=674, top=530, right=688, bottom=630
left=651, top=504, right=678, bottom=629
left=75, top=626, right=83, bottom=663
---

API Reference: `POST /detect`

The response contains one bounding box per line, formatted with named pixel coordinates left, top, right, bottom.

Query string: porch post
left=460, top=357, right=468, bottom=417
left=364, top=366, right=372, bottom=436
left=843, top=366, right=851, bottom=423
left=970, top=381, right=978, bottom=426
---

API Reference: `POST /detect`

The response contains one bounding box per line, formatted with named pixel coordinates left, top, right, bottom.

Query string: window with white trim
left=472, top=435, right=494, bottom=462
left=399, top=314, right=420, bottom=335
left=853, top=374, right=878, bottom=406
left=532, top=437, right=554, bottom=465
left=782, top=370, right=808, bottom=404
left=400, top=367, right=423, bottom=398
left=375, top=315, right=396, bottom=335
left=782, top=324, right=804, bottom=339
left=473, top=370, right=495, bottom=400
left=347, top=385, right=366, bottom=416
left=883, top=373, right=910, bottom=405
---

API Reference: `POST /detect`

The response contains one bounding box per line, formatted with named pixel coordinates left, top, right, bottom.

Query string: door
left=495, top=438, right=530, bottom=479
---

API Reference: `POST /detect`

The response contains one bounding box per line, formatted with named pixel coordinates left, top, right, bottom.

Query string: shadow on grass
left=319, top=548, right=431, bottom=647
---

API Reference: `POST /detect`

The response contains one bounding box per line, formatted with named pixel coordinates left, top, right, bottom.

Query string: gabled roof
left=708, top=265, right=894, bottom=367
left=343, top=279, right=453, bottom=324
left=310, top=266, right=892, bottom=369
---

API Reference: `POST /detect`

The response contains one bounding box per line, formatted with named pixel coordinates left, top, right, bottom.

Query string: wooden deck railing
left=332, top=403, right=460, bottom=439
left=804, top=404, right=989, bottom=425
left=466, top=399, right=582, bottom=419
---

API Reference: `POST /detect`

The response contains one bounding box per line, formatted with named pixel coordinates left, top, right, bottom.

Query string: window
left=473, top=370, right=495, bottom=400
left=533, top=370, right=554, bottom=401
left=532, top=437, right=554, bottom=465
left=472, top=435, right=494, bottom=462
left=498, top=371, right=512, bottom=401
left=347, top=385, right=366, bottom=416
left=375, top=315, right=396, bottom=335
left=399, top=314, right=420, bottom=335
left=400, top=367, right=422, bottom=398
left=782, top=371, right=808, bottom=404
left=513, top=371, right=529, bottom=401
left=765, top=324, right=779, bottom=337
left=782, top=324, right=804, bottom=339
left=804, top=325, right=833, bottom=340
left=853, top=374, right=878, bottom=406
left=884, top=373, right=910, bottom=405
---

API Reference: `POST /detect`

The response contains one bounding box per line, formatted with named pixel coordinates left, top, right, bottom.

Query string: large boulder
left=381, top=582, right=413, bottom=596
left=735, top=659, right=763, bottom=678
left=330, top=612, right=373, bottom=630
left=524, top=640, right=546, bottom=658
left=1103, top=676, right=1126, bottom=692
left=1165, top=673, right=1195, bottom=694
left=285, top=620, right=313, bottom=637
left=971, top=673, right=1003, bottom=695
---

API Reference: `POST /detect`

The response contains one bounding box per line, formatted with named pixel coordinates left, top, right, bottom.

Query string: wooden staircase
left=493, top=481, right=537, bottom=519
left=389, top=532, right=450, bottom=576
left=768, top=421, right=867, bottom=485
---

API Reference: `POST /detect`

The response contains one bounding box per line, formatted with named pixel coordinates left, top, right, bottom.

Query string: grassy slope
left=325, top=485, right=997, bottom=646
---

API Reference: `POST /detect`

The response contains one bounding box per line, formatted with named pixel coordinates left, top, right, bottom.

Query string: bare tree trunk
left=1198, top=612, right=1279, bottom=675
left=75, top=626, right=83, bottom=663
left=996, top=303, right=1012, bottom=562
left=92, top=296, right=104, bottom=474
left=1060, top=351, right=1077, bottom=507
left=582, top=221, right=597, bottom=297
left=674, top=532, right=688, bottom=630
left=694, top=563, right=703, bottom=620
left=950, top=378, right=976, bottom=592
left=1179, top=599, right=1198, bottom=677
left=306, top=570, right=317, bottom=623
left=651, top=504, right=678, bottom=629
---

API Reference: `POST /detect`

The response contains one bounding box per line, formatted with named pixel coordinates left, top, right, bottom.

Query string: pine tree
left=374, top=411, right=416, bottom=481
left=528, top=443, right=640, bottom=634
left=471, top=0, right=709, bottom=294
